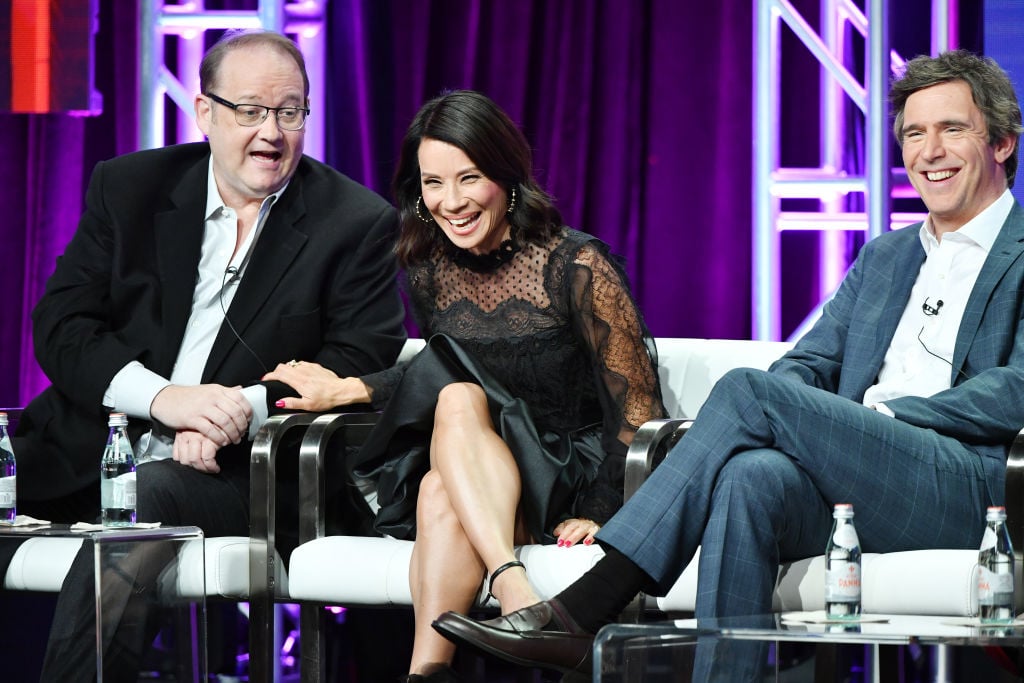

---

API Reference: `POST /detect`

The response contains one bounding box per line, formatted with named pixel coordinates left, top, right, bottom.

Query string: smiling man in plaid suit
left=433, top=50, right=1024, bottom=682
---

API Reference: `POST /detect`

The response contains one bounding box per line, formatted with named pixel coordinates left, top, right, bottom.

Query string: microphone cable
left=219, top=266, right=269, bottom=374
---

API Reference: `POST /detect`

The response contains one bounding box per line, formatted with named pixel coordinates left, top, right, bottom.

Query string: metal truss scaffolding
left=753, top=0, right=959, bottom=340
left=138, top=0, right=328, bottom=160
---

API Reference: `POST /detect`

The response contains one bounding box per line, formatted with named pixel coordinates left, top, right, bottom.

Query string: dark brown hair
left=393, top=90, right=562, bottom=267
left=891, top=50, right=1022, bottom=188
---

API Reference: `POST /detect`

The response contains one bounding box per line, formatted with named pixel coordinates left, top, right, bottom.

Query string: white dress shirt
left=103, top=160, right=286, bottom=460
left=864, top=189, right=1014, bottom=410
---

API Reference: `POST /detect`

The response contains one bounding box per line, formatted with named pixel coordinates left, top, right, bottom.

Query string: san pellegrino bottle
left=101, top=412, right=136, bottom=527
left=978, top=505, right=1015, bottom=623
left=0, top=412, right=15, bottom=523
left=825, top=503, right=862, bottom=618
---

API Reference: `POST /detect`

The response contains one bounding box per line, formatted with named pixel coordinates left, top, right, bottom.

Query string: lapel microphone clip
left=922, top=297, right=944, bottom=316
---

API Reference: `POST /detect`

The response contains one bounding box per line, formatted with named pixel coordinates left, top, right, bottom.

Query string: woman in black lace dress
left=264, top=90, right=665, bottom=682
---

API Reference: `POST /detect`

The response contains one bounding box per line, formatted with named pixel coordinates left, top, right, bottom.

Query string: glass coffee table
left=594, top=612, right=1024, bottom=682
left=0, top=523, right=207, bottom=682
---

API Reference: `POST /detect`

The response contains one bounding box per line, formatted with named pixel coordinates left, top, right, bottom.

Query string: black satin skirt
left=350, top=334, right=603, bottom=543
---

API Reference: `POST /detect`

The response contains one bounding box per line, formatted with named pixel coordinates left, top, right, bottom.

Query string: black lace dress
left=351, top=227, right=665, bottom=542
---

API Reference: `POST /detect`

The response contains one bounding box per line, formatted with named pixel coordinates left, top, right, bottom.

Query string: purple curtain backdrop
left=3, top=116, right=85, bottom=402
left=0, top=2, right=137, bottom=406
left=324, top=0, right=757, bottom=343
left=0, top=0, right=984, bottom=408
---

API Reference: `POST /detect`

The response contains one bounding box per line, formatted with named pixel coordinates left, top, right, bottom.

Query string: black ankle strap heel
left=485, top=559, right=525, bottom=603
left=399, top=665, right=461, bottom=682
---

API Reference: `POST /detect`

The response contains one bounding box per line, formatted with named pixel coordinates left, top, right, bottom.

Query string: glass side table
left=594, top=613, right=1024, bottom=682
left=0, top=523, right=207, bottom=682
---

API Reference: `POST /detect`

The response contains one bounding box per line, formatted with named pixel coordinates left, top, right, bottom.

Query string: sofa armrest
left=624, top=418, right=692, bottom=502
left=297, top=411, right=381, bottom=543
left=295, top=411, right=380, bottom=683
left=248, top=412, right=317, bottom=683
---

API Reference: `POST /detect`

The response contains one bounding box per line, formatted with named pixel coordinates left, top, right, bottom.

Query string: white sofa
left=7, top=337, right=1018, bottom=683
left=3, top=534, right=278, bottom=598
left=284, top=337, right=1017, bottom=683
left=287, top=338, right=796, bottom=610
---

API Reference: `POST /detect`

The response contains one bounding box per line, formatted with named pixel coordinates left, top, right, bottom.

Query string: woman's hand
left=553, top=518, right=601, bottom=548
left=262, top=360, right=371, bottom=412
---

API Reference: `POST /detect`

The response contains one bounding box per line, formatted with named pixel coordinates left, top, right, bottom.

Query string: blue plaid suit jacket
left=770, top=200, right=1024, bottom=499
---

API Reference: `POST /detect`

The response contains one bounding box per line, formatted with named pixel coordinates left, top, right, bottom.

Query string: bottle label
left=825, top=562, right=861, bottom=602
left=101, top=472, right=137, bottom=509
left=980, top=526, right=998, bottom=552
left=123, top=472, right=137, bottom=509
left=0, top=475, right=14, bottom=506
left=978, top=565, right=1014, bottom=604
left=832, top=524, right=859, bottom=549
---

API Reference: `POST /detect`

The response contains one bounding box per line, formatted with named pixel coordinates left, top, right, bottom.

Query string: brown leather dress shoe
left=432, top=599, right=594, bottom=676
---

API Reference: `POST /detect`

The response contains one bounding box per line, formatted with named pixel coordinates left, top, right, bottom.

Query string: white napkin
left=781, top=610, right=890, bottom=624
left=0, top=514, right=52, bottom=527
left=70, top=522, right=162, bottom=532
left=941, top=615, right=1024, bottom=627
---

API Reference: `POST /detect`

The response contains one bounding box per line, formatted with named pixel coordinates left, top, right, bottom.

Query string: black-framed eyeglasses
left=205, top=92, right=310, bottom=131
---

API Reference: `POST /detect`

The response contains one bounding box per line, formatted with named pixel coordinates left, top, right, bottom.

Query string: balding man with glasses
left=8, top=29, right=405, bottom=681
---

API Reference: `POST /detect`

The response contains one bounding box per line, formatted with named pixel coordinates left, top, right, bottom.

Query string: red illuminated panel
left=11, top=0, right=51, bottom=112
left=4, top=0, right=99, bottom=114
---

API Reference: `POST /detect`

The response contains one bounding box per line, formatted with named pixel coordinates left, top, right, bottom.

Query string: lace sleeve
left=569, top=240, right=665, bottom=523
left=359, top=364, right=408, bottom=410
left=359, top=265, right=434, bottom=409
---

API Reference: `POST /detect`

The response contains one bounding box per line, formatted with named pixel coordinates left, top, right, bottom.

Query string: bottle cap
left=107, top=412, right=128, bottom=427
left=833, top=503, right=854, bottom=518
left=986, top=505, right=1007, bottom=521
left=0, top=412, right=7, bottom=426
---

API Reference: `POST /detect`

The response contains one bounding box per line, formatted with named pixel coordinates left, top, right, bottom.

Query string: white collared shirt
left=103, top=160, right=286, bottom=460
left=864, top=189, right=1014, bottom=408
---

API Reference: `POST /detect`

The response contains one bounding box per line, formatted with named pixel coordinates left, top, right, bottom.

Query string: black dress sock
left=554, top=546, right=651, bottom=633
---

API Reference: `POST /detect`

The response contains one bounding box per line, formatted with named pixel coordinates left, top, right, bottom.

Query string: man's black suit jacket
left=15, top=142, right=406, bottom=500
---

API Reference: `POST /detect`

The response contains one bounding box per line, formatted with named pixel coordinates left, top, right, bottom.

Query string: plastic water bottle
left=101, top=412, right=136, bottom=527
left=0, top=412, right=15, bottom=523
left=825, top=503, right=861, bottom=618
left=978, top=505, right=1015, bottom=623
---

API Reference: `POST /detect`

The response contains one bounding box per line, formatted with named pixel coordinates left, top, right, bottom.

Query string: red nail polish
left=565, top=541, right=573, bottom=547
left=584, top=538, right=593, bottom=545
left=275, top=400, right=285, bottom=408
left=557, top=539, right=564, bottom=547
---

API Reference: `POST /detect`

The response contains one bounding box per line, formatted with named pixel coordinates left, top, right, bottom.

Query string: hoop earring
left=507, top=187, right=517, bottom=214
left=415, top=196, right=434, bottom=224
